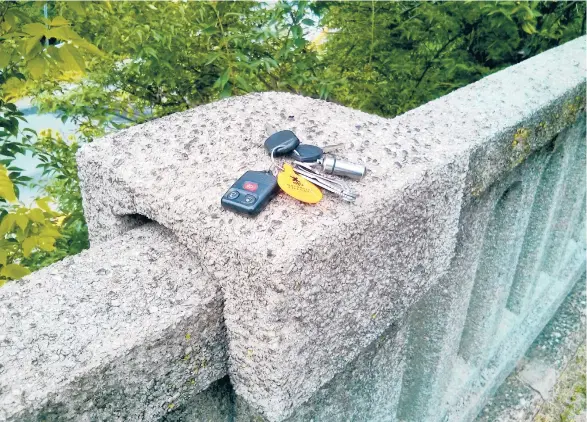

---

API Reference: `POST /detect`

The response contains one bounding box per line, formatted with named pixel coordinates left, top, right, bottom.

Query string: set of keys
left=221, top=129, right=366, bottom=215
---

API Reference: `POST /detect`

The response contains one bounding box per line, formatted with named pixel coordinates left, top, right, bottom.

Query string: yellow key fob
left=277, top=164, right=323, bottom=204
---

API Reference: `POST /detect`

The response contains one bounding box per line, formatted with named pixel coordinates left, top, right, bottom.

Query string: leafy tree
left=0, top=1, right=99, bottom=281
left=0, top=163, right=64, bottom=284
left=317, top=1, right=586, bottom=117
left=36, top=1, right=326, bottom=137
left=32, top=129, right=88, bottom=263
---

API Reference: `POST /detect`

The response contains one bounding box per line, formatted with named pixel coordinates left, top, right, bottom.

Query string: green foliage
left=0, top=98, right=34, bottom=196
left=0, top=101, right=72, bottom=282
left=32, top=129, right=89, bottom=263
left=317, top=1, right=586, bottom=116
left=0, top=165, right=64, bottom=284
left=0, top=1, right=100, bottom=282
left=0, top=1, right=103, bottom=100
left=37, top=1, right=326, bottom=138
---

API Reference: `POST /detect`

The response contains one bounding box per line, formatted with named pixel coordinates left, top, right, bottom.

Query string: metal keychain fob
left=320, top=155, right=366, bottom=180
left=221, top=170, right=279, bottom=215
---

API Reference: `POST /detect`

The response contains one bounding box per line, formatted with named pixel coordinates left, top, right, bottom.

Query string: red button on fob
left=243, top=181, right=258, bottom=192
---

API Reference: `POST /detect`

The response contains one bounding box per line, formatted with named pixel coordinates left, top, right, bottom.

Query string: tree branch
left=411, top=18, right=482, bottom=96
left=411, top=31, right=462, bottom=93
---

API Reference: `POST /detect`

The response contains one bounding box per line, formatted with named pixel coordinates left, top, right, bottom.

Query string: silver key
left=321, top=143, right=345, bottom=153
left=293, top=162, right=357, bottom=202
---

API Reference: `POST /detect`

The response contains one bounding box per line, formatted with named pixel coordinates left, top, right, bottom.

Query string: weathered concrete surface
left=476, top=275, right=586, bottom=422
left=0, top=224, right=227, bottom=421
left=445, top=226, right=586, bottom=421
left=161, top=377, right=234, bottom=422
left=77, top=62, right=470, bottom=422
left=396, top=115, right=585, bottom=421
left=76, top=36, right=586, bottom=420
left=397, top=145, right=548, bottom=421
left=232, top=321, right=408, bottom=422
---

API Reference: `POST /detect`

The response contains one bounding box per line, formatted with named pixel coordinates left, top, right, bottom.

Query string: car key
left=264, top=130, right=300, bottom=156
left=221, top=170, right=279, bottom=215
left=293, top=161, right=357, bottom=202
left=291, top=143, right=344, bottom=162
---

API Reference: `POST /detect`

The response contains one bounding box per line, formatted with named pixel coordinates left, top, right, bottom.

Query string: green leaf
left=294, top=37, right=305, bottom=48
left=41, top=226, right=61, bottom=238
left=27, top=57, right=46, bottom=79
left=22, top=23, right=47, bottom=37
left=215, top=68, right=230, bottom=90
left=204, top=53, right=221, bottom=65
left=235, top=75, right=252, bottom=92
left=0, top=49, right=12, bottom=68
left=301, top=18, right=315, bottom=26
left=58, top=44, right=85, bottom=72
left=0, top=214, right=16, bottom=236
left=291, top=25, right=303, bottom=39
left=1, top=263, right=31, bottom=280
left=521, top=22, right=537, bottom=34
left=0, top=250, right=7, bottom=267
left=22, top=236, right=37, bottom=257
left=36, top=197, right=52, bottom=212
left=28, top=208, right=45, bottom=224
left=23, top=36, right=42, bottom=56
left=4, top=10, right=16, bottom=29
left=0, top=166, right=17, bottom=202
left=47, top=45, right=61, bottom=62
left=76, top=39, right=105, bottom=57
left=14, top=214, right=28, bottom=232
left=203, top=25, right=219, bottom=35
left=67, top=1, right=86, bottom=16
left=45, top=26, right=82, bottom=42
left=38, top=236, right=56, bottom=252
left=50, top=16, right=70, bottom=27
left=220, top=83, right=232, bottom=98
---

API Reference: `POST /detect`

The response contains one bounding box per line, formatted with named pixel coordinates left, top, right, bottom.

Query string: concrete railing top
left=79, top=37, right=585, bottom=259
left=0, top=224, right=227, bottom=420
left=1, top=37, right=585, bottom=422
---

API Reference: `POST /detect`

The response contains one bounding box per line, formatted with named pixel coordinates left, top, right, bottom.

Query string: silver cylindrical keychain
left=320, top=155, right=367, bottom=180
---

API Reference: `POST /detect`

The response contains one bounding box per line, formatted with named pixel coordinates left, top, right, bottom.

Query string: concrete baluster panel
left=506, top=141, right=566, bottom=314
left=458, top=181, right=525, bottom=365
left=571, top=195, right=586, bottom=244
left=540, top=117, right=586, bottom=275
left=559, top=137, right=586, bottom=266
left=394, top=163, right=531, bottom=421
left=397, top=275, right=463, bottom=422
left=457, top=147, right=549, bottom=368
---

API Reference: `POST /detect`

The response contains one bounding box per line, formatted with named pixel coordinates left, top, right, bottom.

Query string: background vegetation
left=0, top=1, right=585, bottom=283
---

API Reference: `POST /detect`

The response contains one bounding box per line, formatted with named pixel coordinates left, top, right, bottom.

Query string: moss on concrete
left=534, top=345, right=586, bottom=422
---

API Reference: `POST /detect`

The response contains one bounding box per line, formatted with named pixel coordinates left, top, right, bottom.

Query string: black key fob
left=291, top=144, right=323, bottom=162
left=264, top=130, right=300, bottom=156
left=221, top=170, right=279, bottom=215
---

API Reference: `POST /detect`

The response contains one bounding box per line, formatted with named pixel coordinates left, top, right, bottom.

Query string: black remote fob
left=264, top=130, right=300, bottom=156
left=221, top=170, right=279, bottom=215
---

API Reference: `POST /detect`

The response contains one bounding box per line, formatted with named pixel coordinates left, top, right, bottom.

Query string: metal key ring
left=270, top=147, right=284, bottom=174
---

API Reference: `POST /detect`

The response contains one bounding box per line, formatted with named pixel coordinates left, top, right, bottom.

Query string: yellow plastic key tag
left=277, top=164, right=323, bottom=204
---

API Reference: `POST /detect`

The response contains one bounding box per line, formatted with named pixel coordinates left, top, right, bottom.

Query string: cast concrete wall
left=0, top=37, right=585, bottom=421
